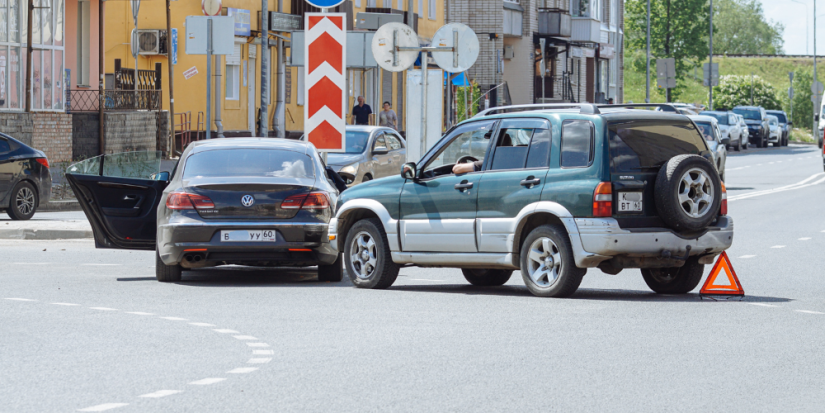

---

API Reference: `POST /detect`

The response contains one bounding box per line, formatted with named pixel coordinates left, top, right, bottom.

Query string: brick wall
left=449, top=0, right=503, bottom=99
left=104, top=112, right=158, bottom=154
left=0, top=113, right=72, bottom=162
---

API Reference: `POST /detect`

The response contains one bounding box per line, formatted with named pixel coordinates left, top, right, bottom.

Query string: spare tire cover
left=654, top=154, right=722, bottom=232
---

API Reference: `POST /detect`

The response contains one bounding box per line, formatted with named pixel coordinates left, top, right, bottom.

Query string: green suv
left=329, top=104, right=733, bottom=297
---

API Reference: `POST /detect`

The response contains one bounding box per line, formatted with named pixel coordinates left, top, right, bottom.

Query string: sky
left=761, top=0, right=823, bottom=55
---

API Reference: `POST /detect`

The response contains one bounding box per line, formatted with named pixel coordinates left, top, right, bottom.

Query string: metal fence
left=66, top=90, right=163, bottom=113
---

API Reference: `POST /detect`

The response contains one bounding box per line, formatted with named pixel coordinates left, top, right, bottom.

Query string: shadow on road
left=140, top=265, right=354, bottom=288
left=727, top=145, right=815, bottom=158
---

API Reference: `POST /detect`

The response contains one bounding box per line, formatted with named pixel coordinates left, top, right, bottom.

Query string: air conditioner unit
left=131, top=29, right=167, bottom=56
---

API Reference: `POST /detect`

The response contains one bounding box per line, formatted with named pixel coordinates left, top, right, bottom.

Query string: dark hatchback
left=66, top=139, right=342, bottom=282
left=0, top=133, right=51, bottom=220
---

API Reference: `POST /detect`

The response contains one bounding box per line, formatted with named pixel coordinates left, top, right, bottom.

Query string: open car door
left=66, top=151, right=169, bottom=250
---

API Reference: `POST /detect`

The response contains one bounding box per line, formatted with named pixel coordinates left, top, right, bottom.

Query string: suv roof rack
left=473, top=103, right=601, bottom=118
left=595, top=103, right=679, bottom=112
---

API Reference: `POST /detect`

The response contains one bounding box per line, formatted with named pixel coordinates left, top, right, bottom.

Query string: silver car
left=689, top=115, right=728, bottom=181
left=699, top=110, right=744, bottom=151
left=325, top=126, right=407, bottom=185
left=766, top=114, right=781, bottom=147
left=735, top=114, right=750, bottom=149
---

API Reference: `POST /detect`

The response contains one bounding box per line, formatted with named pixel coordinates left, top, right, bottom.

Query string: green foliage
left=712, top=0, right=784, bottom=55
left=787, top=69, right=815, bottom=131
left=712, top=75, right=781, bottom=111
left=456, top=82, right=482, bottom=123
left=625, top=0, right=710, bottom=102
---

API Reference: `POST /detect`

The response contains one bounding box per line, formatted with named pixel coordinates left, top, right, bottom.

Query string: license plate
left=618, top=192, right=643, bottom=212
left=220, top=230, right=277, bottom=242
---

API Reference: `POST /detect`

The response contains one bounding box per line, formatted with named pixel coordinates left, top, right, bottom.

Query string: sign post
left=185, top=16, right=233, bottom=139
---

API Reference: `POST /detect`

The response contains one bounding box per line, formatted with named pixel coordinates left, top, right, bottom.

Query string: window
left=424, top=120, right=496, bottom=172
left=489, top=119, right=552, bottom=171
left=561, top=120, right=593, bottom=168
left=0, top=138, right=10, bottom=152
left=418, top=0, right=422, bottom=17
left=184, top=149, right=315, bottom=179
left=373, top=134, right=387, bottom=151
left=76, top=0, right=90, bottom=86
left=608, top=120, right=707, bottom=173
left=428, top=0, right=435, bottom=19
left=225, top=64, right=239, bottom=100
left=355, top=0, right=361, bottom=8
left=345, top=131, right=370, bottom=153
left=397, top=0, right=403, bottom=9
left=384, top=133, right=402, bottom=150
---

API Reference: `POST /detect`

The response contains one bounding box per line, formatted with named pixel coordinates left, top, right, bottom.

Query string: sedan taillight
left=35, top=158, right=49, bottom=168
left=166, top=192, right=215, bottom=210
left=593, top=182, right=612, bottom=217
left=282, top=192, right=331, bottom=210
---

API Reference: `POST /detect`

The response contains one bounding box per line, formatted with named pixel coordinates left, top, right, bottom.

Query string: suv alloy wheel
left=519, top=225, right=586, bottom=298
left=641, top=257, right=704, bottom=294
left=344, top=218, right=399, bottom=289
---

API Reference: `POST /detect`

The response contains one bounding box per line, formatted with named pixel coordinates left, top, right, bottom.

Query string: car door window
left=0, top=138, right=11, bottom=153
left=488, top=119, right=552, bottom=171
left=423, top=120, right=496, bottom=173
left=67, top=151, right=161, bottom=179
left=561, top=120, right=594, bottom=168
left=384, top=133, right=402, bottom=150
left=373, top=135, right=388, bottom=152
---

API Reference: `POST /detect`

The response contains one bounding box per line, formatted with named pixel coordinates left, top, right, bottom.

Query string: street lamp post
left=646, top=0, right=650, bottom=103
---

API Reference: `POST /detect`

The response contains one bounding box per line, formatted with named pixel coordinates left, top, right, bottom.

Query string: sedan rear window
left=733, top=109, right=762, bottom=120
left=699, top=112, right=728, bottom=125
left=609, top=120, right=707, bottom=172
left=184, top=149, right=314, bottom=179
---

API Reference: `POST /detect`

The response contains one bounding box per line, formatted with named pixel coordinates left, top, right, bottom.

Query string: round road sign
left=431, top=23, right=479, bottom=73
left=372, top=23, right=419, bottom=73
left=304, top=0, right=345, bottom=8
left=811, top=81, right=824, bottom=95
left=202, top=0, right=222, bottom=16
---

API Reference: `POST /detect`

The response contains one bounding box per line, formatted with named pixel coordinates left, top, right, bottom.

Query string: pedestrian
left=607, top=98, right=615, bottom=104
left=379, top=101, right=397, bottom=130
left=351, top=96, right=373, bottom=125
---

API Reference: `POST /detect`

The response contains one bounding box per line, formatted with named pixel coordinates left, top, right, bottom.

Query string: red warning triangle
left=700, top=252, right=744, bottom=296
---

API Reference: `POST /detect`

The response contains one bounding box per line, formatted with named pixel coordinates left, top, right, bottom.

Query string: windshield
left=768, top=112, right=787, bottom=123
left=694, top=123, right=715, bottom=141
left=733, top=109, right=762, bottom=120
left=699, top=112, right=728, bottom=125
left=184, top=149, right=314, bottom=179
left=345, top=132, right=370, bottom=154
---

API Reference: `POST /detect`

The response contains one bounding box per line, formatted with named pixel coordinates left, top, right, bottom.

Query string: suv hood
left=744, top=120, right=763, bottom=126
left=326, top=153, right=362, bottom=166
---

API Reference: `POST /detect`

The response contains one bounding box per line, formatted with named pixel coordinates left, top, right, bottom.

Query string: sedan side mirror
left=788, top=121, right=793, bottom=126
left=151, top=171, right=170, bottom=181
left=373, top=147, right=389, bottom=155
left=401, top=162, right=417, bottom=180
left=721, top=137, right=731, bottom=145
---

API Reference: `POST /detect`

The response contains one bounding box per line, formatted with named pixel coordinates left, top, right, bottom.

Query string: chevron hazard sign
left=304, top=13, right=346, bottom=152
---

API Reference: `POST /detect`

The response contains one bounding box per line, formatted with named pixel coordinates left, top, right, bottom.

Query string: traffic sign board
left=656, top=58, right=676, bottom=88
left=304, top=0, right=345, bottom=8
left=372, top=23, right=419, bottom=72
left=430, top=23, right=479, bottom=73
left=812, top=81, right=824, bottom=94
left=202, top=0, right=221, bottom=16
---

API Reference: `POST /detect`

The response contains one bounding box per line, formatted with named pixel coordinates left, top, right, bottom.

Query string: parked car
left=699, top=110, right=744, bottom=151
left=322, top=126, right=407, bottom=185
left=330, top=104, right=732, bottom=298
left=734, top=114, right=750, bottom=150
left=0, top=133, right=51, bottom=220
left=765, top=110, right=790, bottom=146
left=689, top=115, right=728, bottom=181
left=766, top=115, right=782, bottom=147
left=733, top=106, right=769, bottom=148
left=66, top=139, right=342, bottom=282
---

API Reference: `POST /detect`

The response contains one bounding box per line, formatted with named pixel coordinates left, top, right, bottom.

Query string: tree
left=786, top=69, right=816, bottom=132
left=626, top=0, right=710, bottom=102
left=712, top=0, right=784, bottom=55
left=712, top=75, right=782, bottom=111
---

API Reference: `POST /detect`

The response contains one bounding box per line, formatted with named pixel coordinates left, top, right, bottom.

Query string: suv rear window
left=184, top=149, right=315, bottom=179
left=608, top=120, right=707, bottom=172
left=699, top=112, right=728, bottom=125
left=733, top=108, right=762, bottom=120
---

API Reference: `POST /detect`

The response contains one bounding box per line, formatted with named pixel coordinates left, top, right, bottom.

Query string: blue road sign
left=171, top=28, right=178, bottom=66
left=305, top=0, right=345, bottom=8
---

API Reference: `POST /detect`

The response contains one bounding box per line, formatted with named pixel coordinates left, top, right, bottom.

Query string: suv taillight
left=35, top=158, right=49, bottom=168
left=593, top=182, right=612, bottom=217
left=720, top=182, right=727, bottom=215
left=166, top=192, right=215, bottom=210
left=281, top=192, right=331, bottom=210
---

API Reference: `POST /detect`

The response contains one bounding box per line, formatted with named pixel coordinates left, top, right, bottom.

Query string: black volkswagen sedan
left=66, top=139, right=341, bottom=282
left=0, top=132, right=51, bottom=220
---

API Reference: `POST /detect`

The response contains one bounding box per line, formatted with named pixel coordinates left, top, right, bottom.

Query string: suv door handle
left=520, top=178, right=541, bottom=187
left=454, top=181, right=474, bottom=191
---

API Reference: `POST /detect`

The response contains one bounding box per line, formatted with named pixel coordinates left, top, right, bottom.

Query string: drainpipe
left=215, top=55, right=224, bottom=138
left=259, top=0, right=269, bottom=137
left=99, top=0, right=106, bottom=154
left=25, top=0, right=33, bottom=112
left=274, top=40, right=285, bottom=138
left=165, top=0, right=175, bottom=154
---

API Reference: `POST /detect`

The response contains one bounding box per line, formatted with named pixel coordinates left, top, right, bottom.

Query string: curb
left=789, top=141, right=817, bottom=146
left=0, top=228, right=93, bottom=240
left=40, top=199, right=82, bottom=212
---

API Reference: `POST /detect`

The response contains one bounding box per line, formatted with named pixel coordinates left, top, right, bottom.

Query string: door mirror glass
left=151, top=171, right=171, bottom=181
left=401, top=162, right=417, bottom=179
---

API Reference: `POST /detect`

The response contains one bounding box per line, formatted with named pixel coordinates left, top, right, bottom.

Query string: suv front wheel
left=519, top=225, right=585, bottom=298
left=641, top=257, right=704, bottom=294
left=344, top=218, right=399, bottom=289
left=461, top=268, right=513, bottom=286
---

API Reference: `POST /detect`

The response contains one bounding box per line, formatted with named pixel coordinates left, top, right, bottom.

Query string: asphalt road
left=2, top=144, right=824, bottom=412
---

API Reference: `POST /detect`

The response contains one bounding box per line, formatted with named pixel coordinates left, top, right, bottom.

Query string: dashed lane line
left=159, top=317, right=188, bottom=321
left=770, top=245, right=786, bottom=249
left=247, top=342, right=270, bottom=347
left=189, top=322, right=215, bottom=327
left=795, top=310, right=825, bottom=315
left=89, top=307, right=118, bottom=311
left=746, top=303, right=779, bottom=308
left=252, top=349, right=275, bottom=355
left=4, top=298, right=37, bottom=301
left=189, top=378, right=226, bottom=386
left=799, top=237, right=812, bottom=241
left=214, top=329, right=240, bottom=334
left=227, top=367, right=259, bottom=374
left=738, top=255, right=757, bottom=259
left=76, top=403, right=129, bottom=412
left=139, top=390, right=182, bottom=398
left=248, top=358, right=272, bottom=364
left=125, top=312, right=154, bottom=316
left=233, top=335, right=257, bottom=340
left=51, top=303, right=80, bottom=306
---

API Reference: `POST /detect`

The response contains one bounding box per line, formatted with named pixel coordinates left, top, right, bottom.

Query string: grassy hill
left=624, top=55, right=822, bottom=120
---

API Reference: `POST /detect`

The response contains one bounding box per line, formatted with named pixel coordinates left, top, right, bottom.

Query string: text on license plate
left=618, top=192, right=643, bottom=212
left=220, top=230, right=277, bottom=242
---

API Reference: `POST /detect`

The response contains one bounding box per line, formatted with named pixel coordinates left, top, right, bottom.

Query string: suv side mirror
left=151, top=171, right=170, bottom=181
left=721, top=136, right=731, bottom=145
left=401, top=162, right=417, bottom=180
left=788, top=121, right=793, bottom=126
left=373, top=146, right=389, bottom=155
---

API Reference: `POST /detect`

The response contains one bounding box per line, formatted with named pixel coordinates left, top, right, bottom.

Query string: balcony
left=503, top=2, right=524, bottom=37
left=570, top=18, right=600, bottom=43
left=538, top=11, right=571, bottom=37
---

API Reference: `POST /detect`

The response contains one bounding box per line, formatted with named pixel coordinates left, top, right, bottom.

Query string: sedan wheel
left=7, top=182, right=37, bottom=220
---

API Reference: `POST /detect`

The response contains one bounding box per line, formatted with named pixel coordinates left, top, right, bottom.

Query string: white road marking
left=799, top=237, right=812, bottom=241
left=213, top=329, right=240, bottom=334
left=248, top=358, right=272, bottom=364
left=756, top=163, right=763, bottom=166
left=407, top=278, right=450, bottom=282
left=768, top=162, right=775, bottom=164
left=81, top=264, right=122, bottom=266
left=139, top=390, right=182, bottom=398
left=51, top=302, right=80, bottom=306
left=4, top=298, right=36, bottom=301
left=159, top=317, right=187, bottom=321
left=738, top=255, right=757, bottom=259
left=12, top=262, right=50, bottom=265
left=746, top=303, right=779, bottom=308
left=189, top=322, right=215, bottom=327
left=189, top=378, right=226, bottom=385
left=247, top=343, right=270, bottom=347
left=770, top=245, right=786, bottom=249
left=89, top=307, right=117, bottom=311
left=228, top=367, right=259, bottom=374
left=126, top=312, right=154, bottom=316
left=726, top=165, right=751, bottom=171
left=252, top=349, right=275, bottom=355
left=729, top=173, right=825, bottom=201
left=795, top=310, right=825, bottom=315
left=77, top=403, right=129, bottom=412
left=233, top=335, right=257, bottom=340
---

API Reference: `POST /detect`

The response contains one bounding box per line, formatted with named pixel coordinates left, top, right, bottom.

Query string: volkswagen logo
left=241, top=195, right=255, bottom=207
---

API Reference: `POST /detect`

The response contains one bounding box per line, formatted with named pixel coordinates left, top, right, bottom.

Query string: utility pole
left=645, top=0, right=650, bottom=103
left=259, top=0, right=269, bottom=137
left=165, top=0, right=175, bottom=153
left=99, top=0, right=106, bottom=154
left=814, top=0, right=818, bottom=135
left=708, top=0, right=713, bottom=111
left=750, top=71, right=754, bottom=105
left=25, top=0, right=33, bottom=112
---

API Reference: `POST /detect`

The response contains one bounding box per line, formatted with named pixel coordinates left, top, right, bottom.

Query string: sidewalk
left=0, top=211, right=93, bottom=240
